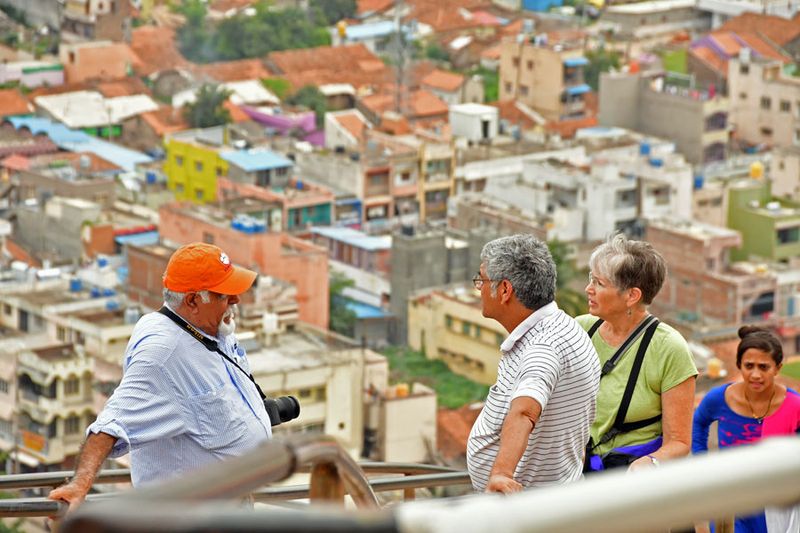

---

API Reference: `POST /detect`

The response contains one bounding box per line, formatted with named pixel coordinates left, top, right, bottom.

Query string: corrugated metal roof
left=311, top=226, right=391, bottom=251
left=220, top=149, right=294, bottom=172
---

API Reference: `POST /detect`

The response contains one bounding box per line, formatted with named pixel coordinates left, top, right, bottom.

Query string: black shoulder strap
left=588, top=315, right=657, bottom=377
left=157, top=306, right=266, bottom=401
left=595, top=319, right=661, bottom=447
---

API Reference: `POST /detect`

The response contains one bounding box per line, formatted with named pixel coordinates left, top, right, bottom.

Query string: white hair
left=163, top=288, right=211, bottom=307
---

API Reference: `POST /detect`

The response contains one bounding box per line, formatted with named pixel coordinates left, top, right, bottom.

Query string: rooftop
left=220, top=149, right=294, bottom=172
left=312, top=226, right=391, bottom=251
left=421, top=69, right=465, bottom=92
left=606, top=0, right=695, bottom=14
left=719, top=12, right=800, bottom=46
left=247, top=326, right=362, bottom=374
left=0, top=89, right=32, bottom=118
left=34, top=91, right=159, bottom=129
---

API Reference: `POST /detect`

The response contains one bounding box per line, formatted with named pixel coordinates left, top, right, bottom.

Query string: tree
left=329, top=271, right=356, bottom=337
left=262, top=78, right=292, bottom=100
left=183, top=84, right=232, bottom=128
left=548, top=239, right=588, bottom=317
left=309, top=0, right=357, bottom=25
left=286, top=85, right=327, bottom=128
left=584, top=47, right=620, bottom=91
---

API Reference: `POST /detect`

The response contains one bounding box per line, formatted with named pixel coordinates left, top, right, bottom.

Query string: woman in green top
left=580, top=234, right=698, bottom=473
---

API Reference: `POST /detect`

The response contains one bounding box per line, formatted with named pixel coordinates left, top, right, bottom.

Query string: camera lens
left=264, top=395, right=300, bottom=427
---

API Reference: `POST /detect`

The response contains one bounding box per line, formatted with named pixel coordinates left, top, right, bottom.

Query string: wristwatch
left=645, top=454, right=660, bottom=467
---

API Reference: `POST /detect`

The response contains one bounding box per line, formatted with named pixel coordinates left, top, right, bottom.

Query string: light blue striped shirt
left=88, top=308, right=272, bottom=486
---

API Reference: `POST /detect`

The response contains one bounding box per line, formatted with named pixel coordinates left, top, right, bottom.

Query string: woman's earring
left=627, top=308, right=632, bottom=317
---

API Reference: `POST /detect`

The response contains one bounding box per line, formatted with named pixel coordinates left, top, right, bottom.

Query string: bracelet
left=646, top=454, right=660, bottom=467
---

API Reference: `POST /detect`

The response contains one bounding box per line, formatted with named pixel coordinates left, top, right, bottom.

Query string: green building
left=728, top=179, right=800, bottom=262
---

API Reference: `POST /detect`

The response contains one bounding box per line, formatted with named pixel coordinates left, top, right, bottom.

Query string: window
left=401, top=172, right=411, bottom=182
left=504, top=82, right=512, bottom=93
left=512, top=57, right=520, bottom=68
left=3, top=304, right=9, bottom=315
left=298, top=388, right=312, bottom=399
left=202, top=232, right=214, bottom=244
left=0, top=379, right=8, bottom=394
left=195, top=161, right=203, bottom=172
left=740, top=64, right=749, bottom=75
left=462, top=321, right=471, bottom=335
left=519, top=85, right=529, bottom=96
left=526, top=60, right=533, bottom=70
left=761, top=97, right=771, bottom=110
left=195, top=189, right=204, bottom=201
left=175, top=183, right=184, bottom=193
left=761, top=126, right=773, bottom=136
left=474, top=325, right=481, bottom=338
left=65, top=415, right=81, bottom=435
left=175, top=155, right=183, bottom=166
left=795, top=129, right=800, bottom=145
left=781, top=100, right=791, bottom=112
left=495, top=333, right=504, bottom=345
left=57, top=326, right=66, bottom=341
left=216, top=166, right=224, bottom=177
left=445, top=315, right=453, bottom=329
left=64, top=376, right=80, bottom=396
left=777, top=226, right=800, bottom=244
left=739, top=92, right=747, bottom=100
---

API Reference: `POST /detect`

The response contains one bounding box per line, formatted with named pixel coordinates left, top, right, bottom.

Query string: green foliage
left=183, top=84, right=232, bottom=128
left=382, top=347, right=490, bottom=409
left=309, top=0, right=357, bottom=25
left=782, top=361, right=800, bottom=379
left=287, top=85, right=327, bottom=128
left=0, top=518, right=24, bottom=533
left=471, top=66, right=498, bottom=103
left=425, top=43, right=449, bottom=62
left=177, top=1, right=331, bottom=63
left=329, top=271, right=356, bottom=337
left=262, top=78, right=292, bottom=100
left=548, top=239, right=588, bottom=317
left=661, top=49, right=688, bottom=75
left=584, top=47, right=621, bottom=91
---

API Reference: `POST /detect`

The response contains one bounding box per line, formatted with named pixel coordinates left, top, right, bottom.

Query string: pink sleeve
left=762, top=392, right=800, bottom=437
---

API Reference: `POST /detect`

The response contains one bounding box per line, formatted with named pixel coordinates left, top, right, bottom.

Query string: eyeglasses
left=472, top=275, right=495, bottom=290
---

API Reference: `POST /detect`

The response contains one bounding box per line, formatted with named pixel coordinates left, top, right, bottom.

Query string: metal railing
left=2, top=436, right=799, bottom=533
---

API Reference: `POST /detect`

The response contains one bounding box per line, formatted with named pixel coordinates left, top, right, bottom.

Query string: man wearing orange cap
left=49, top=243, right=272, bottom=510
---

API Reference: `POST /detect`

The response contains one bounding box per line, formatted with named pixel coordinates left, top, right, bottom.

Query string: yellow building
left=163, top=127, right=230, bottom=204
left=408, top=286, right=506, bottom=385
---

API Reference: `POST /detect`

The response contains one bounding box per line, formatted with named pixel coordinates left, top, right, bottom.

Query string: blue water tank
left=639, top=142, right=651, bottom=156
left=69, top=278, right=82, bottom=292
left=103, top=288, right=115, bottom=297
left=97, top=257, right=108, bottom=268
left=240, top=217, right=255, bottom=234
left=106, top=300, right=119, bottom=311
left=253, top=219, right=267, bottom=233
left=649, top=157, right=663, bottom=168
left=146, top=171, right=157, bottom=184
left=295, top=180, right=303, bottom=190
left=693, top=175, right=704, bottom=190
left=90, top=287, right=101, bottom=298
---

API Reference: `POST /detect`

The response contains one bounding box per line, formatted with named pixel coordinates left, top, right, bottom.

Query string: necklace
left=744, top=387, right=776, bottom=424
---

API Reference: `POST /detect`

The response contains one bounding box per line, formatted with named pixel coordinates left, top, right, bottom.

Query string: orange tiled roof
left=0, top=89, right=32, bottom=117
left=411, top=5, right=485, bottom=33
left=363, top=89, right=448, bottom=119
left=96, top=77, right=152, bottom=98
left=711, top=32, right=742, bottom=56
left=357, top=0, right=394, bottom=15
left=501, top=19, right=525, bottom=37
left=481, top=44, right=501, bottom=60
left=4, top=238, right=41, bottom=268
left=490, top=100, right=539, bottom=130
left=130, top=26, right=190, bottom=77
left=140, top=106, right=190, bottom=137
left=719, top=12, right=800, bottom=46
left=421, top=69, right=465, bottom=92
left=193, top=58, right=271, bottom=82
left=30, top=151, right=122, bottom=173
left=546, top=114, right=598, bottom=139
left=334, top=110, right=369, bottom=143
left=437, top=405, right=482, bottom=461
left=1, top=154, right=29, bottom=171
left=690, top=46, right=727, bottom=75
left=737, top=32, right=793, bottom=63
left=268, top=44, right=391, bottom=91
left=223, top=100, right=250, bottom=123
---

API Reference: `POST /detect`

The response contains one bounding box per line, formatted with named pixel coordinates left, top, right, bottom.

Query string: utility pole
left=393, top=0, right=406, bottom=115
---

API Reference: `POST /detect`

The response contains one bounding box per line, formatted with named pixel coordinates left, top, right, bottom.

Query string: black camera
left=264, top=396, right=300, bottom=427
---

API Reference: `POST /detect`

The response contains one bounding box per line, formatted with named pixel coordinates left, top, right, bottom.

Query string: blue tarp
left=563, top=57, right=589, bottom=67
left=114, top=230, right=160, bottom=247
left=344, top=299, right=390, bottom=319
left=565, top=84, right=591, bottom=96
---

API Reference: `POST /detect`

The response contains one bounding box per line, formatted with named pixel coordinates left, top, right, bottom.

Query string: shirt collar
left=499, top=301, right=559, bottom=353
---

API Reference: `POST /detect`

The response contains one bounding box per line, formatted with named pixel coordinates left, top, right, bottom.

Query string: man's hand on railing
left=485, top=474, right=522, bottom=494
left=48, top=479, right=91, bottom=513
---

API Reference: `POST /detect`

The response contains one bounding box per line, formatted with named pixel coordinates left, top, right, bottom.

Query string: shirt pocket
left=483, top=381, right=512, bottom=430
left=190, top=382, right=250, bottom=451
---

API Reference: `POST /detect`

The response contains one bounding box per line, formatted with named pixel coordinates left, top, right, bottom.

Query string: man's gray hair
left=163, top=288, right=211, bottom=308
left=481, top=234, right=556, bottom=311
left=588, top=233, right=666, bottom=305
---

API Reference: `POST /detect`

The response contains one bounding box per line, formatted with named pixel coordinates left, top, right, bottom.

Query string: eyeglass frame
left=472, top=274, right=498, bottom=290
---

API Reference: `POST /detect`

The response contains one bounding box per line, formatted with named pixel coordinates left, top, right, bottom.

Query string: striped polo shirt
left=467, top=302, right=600, bottom=492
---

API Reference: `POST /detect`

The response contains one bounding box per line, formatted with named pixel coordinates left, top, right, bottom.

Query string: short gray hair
left=588, top=233, right=666, bottom=305
left=163, top=288, right=211, bottom=308
left=481, top=234, right=556, bottom=311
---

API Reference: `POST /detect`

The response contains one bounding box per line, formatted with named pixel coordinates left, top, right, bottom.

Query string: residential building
left=691, top=155, right=768, bottom=227
left=448, top=193, right=549, bottom=240
left=359, top=89, right=450, bottom=129
left=599, top=70, right=730, bottom=165
left=727, top=54, right=800, bottom=150
left=0, top=61, right=64, bottom=89
left=710, top=12, right=800, bottom=53
left=0, top=0, right=61, bottom=29
left=11, top=166, right=116, bottom=208
left=14, top=197, right=102, bottom=264
left=449, top=103, right=498, bottom=144
left=498, top=32, right=590, bottom=121
left=325, top=109, right=371, bottom=152
left=158, top=202, right=330, bottom=329
left=119, top=106, right=190, bottom=153
left=329, top=20, right=410, bottom=55
left=163, top=126, right=230, bottom=204
left=59, top=41, right=134, bottom=83
left=420, top=69, right=484, bottom=106
left=61, top=0, right=133, bottom=43
left=600, top=0, right=711, bottom=42
left=408, top=285, right=507, bottom=385
left=772, top=146, right=800, bottom=200
left=727, top=178, right=800, bottom=263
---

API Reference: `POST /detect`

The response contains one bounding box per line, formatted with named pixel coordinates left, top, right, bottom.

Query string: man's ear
left=183, top=293, right=199, bottom=313
left=500, top=280, right=514, bottom=304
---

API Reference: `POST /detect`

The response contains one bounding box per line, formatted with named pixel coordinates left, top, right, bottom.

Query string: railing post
left=714, top=517, right=735, bottom=533
left=309, top=462, right=344, bottom=506
left=403, top=473, right=415, bottom=501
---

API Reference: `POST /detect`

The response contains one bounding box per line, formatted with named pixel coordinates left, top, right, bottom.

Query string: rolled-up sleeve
left=88, top=359, right=187, bottom=458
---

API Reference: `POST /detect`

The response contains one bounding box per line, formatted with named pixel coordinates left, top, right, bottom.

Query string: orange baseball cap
left=163, top=242, right=257, bottom=295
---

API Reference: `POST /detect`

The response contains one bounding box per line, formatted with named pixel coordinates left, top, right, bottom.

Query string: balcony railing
left=0, top=436, right=797, bottom=533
